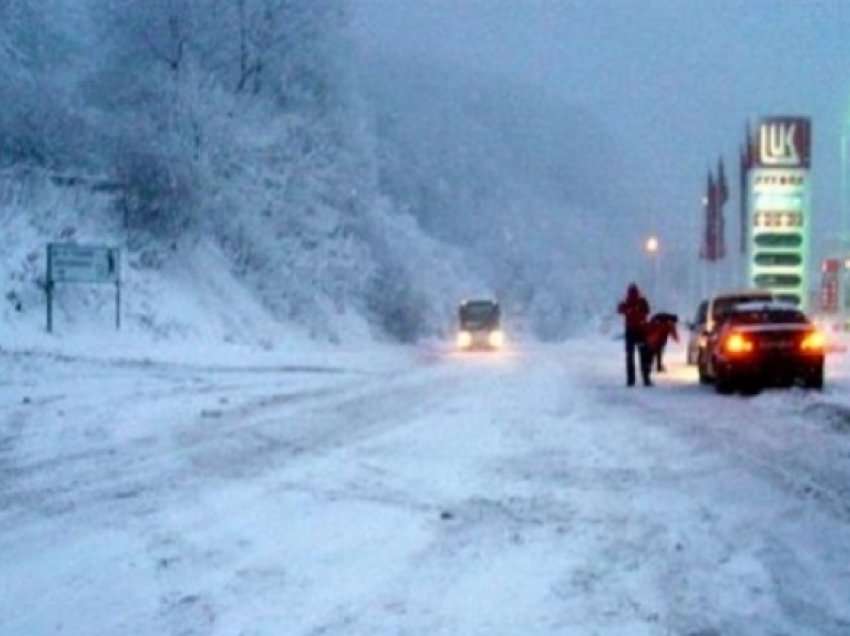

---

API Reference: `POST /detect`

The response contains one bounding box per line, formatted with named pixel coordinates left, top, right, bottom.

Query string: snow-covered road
left=2, top=339, right=850, bottom=635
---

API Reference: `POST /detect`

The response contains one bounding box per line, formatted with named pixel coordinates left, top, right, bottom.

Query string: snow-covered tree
left=0, top=0, right=89, bottom=167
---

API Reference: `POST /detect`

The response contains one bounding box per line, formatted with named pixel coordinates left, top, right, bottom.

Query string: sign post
left=46, top=247, right=54, bottom=333
left=45, top=243, right=121, bottom=333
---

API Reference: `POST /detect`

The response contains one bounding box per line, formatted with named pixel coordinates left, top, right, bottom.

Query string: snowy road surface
left=2, top=339, right=850, bottom=635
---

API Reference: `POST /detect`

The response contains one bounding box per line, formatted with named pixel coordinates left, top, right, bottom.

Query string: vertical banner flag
left=716, top=157, right=728, bottom=260
left=700, top=160, right=730, bottom=262
left=701, top=171, right=718, bottom=261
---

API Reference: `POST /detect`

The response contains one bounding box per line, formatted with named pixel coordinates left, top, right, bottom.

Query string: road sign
left=48, top=243, right=119, bottom=284
left=46, top=243, right=121, bottom=333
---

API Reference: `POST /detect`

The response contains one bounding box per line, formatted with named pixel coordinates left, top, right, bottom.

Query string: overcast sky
left=354, top=0, right=850, bottom=261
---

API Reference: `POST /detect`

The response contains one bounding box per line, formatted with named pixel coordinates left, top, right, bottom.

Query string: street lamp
left=645, top=235, right=660, bottom=300
left=645, top=235, right=660, bottom=254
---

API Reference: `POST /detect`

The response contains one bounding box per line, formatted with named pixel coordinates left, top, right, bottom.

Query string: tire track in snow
left=572, top=346, right=850, bottom=635
left=620, top=384, right=850, bottom=526
left=0, top=360, right=462, bottom=530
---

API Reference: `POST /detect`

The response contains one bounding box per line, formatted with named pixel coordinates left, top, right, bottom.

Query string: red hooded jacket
left=617, top=284, right=650, bottom=334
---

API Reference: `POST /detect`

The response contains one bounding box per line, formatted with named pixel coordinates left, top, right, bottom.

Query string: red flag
left=716, top=158, right=727, bottom=259
left=716, top=200, right=726, bottom=260
left=701, top=171, right=718, bottom=261
left=717, top=157, right=729, bottom=206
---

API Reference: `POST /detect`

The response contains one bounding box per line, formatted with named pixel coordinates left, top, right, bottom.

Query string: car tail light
left=724, top=332, right=754, bottom=355
left=800, top=330, right=825, bottom=353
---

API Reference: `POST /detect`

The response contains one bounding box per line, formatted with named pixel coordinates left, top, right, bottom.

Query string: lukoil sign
left=756, top=117, right=811, bottom=168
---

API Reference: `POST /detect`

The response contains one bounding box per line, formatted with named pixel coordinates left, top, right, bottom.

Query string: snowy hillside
left=0, top=170, right=310, bottom=347
left=0, top=2, right=479, bottom=349
left=0, top=1, right=652, bottom=349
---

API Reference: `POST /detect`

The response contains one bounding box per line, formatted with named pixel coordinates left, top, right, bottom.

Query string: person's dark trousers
left=625, top=330, right=647, bottom=386
left=639, top=344, right=653, bottom=385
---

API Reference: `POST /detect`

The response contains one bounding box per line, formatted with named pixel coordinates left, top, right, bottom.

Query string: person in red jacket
left=617, top=283, right=651, bottom=386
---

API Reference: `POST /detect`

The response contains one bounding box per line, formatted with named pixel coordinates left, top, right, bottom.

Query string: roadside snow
left=2, top=338, right=850, bottom=635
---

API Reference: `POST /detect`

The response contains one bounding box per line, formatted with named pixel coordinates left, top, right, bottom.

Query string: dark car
left=456, top=299, right=504, bottom=350
left=697, top=301, right=824, bottom=393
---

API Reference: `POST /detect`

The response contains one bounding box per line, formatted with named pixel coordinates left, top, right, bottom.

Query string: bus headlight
left=457, top=331, right=472, bottom=348
left=488, top=330, right=505, bottom=348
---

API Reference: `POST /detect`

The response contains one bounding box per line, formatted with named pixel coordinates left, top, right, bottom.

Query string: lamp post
left=645, top=235, right=660, bottom=301
left=842, top=124, right=850, bottom=316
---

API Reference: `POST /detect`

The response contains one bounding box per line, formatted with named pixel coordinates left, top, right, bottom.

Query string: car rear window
left=727, top=309, right=807, bottom=325
left=712, top=295, right=772, bottom=319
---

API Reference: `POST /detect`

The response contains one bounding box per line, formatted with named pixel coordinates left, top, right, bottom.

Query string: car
left=697, top=301, right=825, bottom=393
left=687, top=289, right=774, bottom=366
left=456, top=299, right=504, bottom=350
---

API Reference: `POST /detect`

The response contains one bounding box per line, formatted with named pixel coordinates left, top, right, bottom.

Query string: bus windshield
left=459, top=301, right=500, bottom=328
